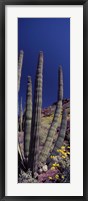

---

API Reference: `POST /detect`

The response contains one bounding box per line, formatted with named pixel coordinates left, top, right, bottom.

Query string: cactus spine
left=18, top=50, right=24, bottom=92
left=24, top=76, right=32, bottom=161
left=29, top=51, right=43, bottom=174
left=38, top=66, right=63, bottom=165
left=19, top=97, right=23, bottom=131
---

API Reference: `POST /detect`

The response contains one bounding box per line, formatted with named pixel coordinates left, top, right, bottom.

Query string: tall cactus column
left=38, top=66, right=63, bottom=165
left=18, top=50, right=24, bottom=174
left=48, top=109, right=67, bottom=167
left=52, top=109, right=67, bottom=154
left=18, top=50, right=24, bottom=126
left=24, top=76, right=32, bottom=161
left=29, top=51, right=43, bottom=174
left=58, top=65, right=63, bottom=100
left=18, top=50, right=24, bottom=92
left=19, top=97, right=23, bottom=131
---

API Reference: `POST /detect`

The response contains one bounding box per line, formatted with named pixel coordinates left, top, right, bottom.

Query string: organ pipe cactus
left=52, top=109, right=67, bottom=153
left=18, top=143, right=26, bottom=175
left=28, top=51, right=43, bottom=174
left=58, top=65, right=63, bottom=100
left=18, top=50, right=24, bottom=92
left=18, top=50, right=24, bottom=174
left=24, top=76, right=32, bottom=161
left=19, top=97, right=23, bottom=132
left=18, top=143, right=24, bottom=164
left=39, top=101, right=62, bottom=165
left=38, top=66, right=63, bottom=165
left=48, top=109, right=67, bottom=166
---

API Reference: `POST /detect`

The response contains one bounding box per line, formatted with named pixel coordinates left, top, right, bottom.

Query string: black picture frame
left=0, top=0, right=88, bottom=200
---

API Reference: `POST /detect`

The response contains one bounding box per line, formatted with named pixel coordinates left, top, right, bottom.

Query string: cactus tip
left=39, top=51, right=43, bottom=55
left=59, top=65, right=62, bottom=70
left=27, top=76, right=31, bottom=82
left=20, top=50, right=24, bottom=55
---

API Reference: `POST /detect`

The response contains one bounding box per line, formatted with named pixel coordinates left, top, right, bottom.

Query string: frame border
left=0, top=0, right=88, bottom=200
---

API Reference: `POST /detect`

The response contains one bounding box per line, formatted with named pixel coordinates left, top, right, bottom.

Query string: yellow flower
left=55, top=174, right=59, bottom=179
left=67, top=152, right=70, bottom=155
left=63, top=152, right=67, bottom=157
left=52, top=163, right=60, bottom=167
left=57, top=149, right=67, bottom=157
left=62, top=155, right=66, bottom=159
left=57, top=149, right=60, bottom=152
left=62, top=151, right=65, bottom=154
left=61, top=146, right=65, bottom=149
left=52, top=163, right=56, bottom=167
left=67, top=146, right=70, bottom=149
left=51, top=167, right=55, bottom=170
left=48, top=176, right=52, bottom=180
left=50, top=156, right=53, bottom=159
left=62, top=175, right=64, bottom=179
left=57, top=149, right=64, bottom=153
left=59, top=150, right=63, bottom=154
left=50, top=155, right=57, bottom=159
left=56, top=164, right=60, bottom=167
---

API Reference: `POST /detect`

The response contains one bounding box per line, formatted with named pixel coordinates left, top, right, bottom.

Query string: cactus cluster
left=18, top=50, right=69, bottom=178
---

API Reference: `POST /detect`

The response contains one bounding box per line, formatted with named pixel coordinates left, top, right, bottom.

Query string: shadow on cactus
left=18, top=51, right=70, bottom=183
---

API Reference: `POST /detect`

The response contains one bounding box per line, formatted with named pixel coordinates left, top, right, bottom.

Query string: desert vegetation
left=18, top=50, right=70, bottom=183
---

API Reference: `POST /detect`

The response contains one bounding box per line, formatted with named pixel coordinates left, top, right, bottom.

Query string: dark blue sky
left=18, top=18, right=70, bottom=109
